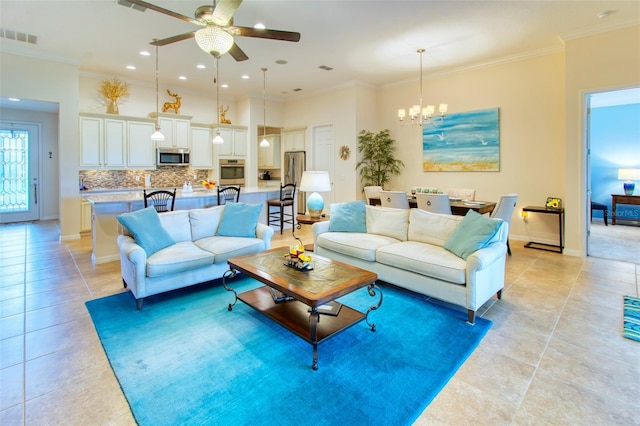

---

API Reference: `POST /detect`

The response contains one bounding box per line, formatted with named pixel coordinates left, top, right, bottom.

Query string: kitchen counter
left=84, top=186, right=281, bottom=264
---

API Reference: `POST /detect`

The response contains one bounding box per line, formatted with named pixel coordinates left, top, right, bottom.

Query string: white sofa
left=117, top=205, right=274, bottom=309
left=313, top=205, right=508, bottom=323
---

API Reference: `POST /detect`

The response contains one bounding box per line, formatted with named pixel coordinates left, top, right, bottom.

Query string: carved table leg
left=309, top=307, right=320, bottom=370
left=222, top=268, right=238, bottom=311
left=365, top=283, right=383, bottom=332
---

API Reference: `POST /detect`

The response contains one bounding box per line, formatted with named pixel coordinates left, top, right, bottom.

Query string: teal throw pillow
left=217, top=202, right=262, bottom=238
left=444, top=210, right=502, bottom=260
left=116, top=206, right=175, bottom=256
left=329, top=200, right=367, bottom=233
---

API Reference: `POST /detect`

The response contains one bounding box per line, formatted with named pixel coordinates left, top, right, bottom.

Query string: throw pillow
left=329, top=200, right=366, bottom=232
left=444, top=210, right=502, bottom=259
left=216, top=202, right=262, bottom=238
left=116, top=206, right=175, bottom=256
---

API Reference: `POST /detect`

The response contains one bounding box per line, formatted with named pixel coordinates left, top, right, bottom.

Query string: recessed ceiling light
left=8, top=97, right=20, bottom=102
left=126, top=65, right=136, bottom=70
left=221, top=84, right=229, bottom=88
left=179, top=76, right=187, bottom=80
left=197, top=64, right=206, bottom=69
left=241, top=75, right=250, bottom=79
left=139, top=50, right=150, bottom=56
left=254, top=23, right=266, bottom=29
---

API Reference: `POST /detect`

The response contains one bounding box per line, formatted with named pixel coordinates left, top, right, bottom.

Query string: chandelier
left=398, top=49, right=447, bottom=127
left=195, top=27, right=234, bottom=58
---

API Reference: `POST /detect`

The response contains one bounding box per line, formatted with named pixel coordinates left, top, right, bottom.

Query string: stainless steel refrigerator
left=283, top=151, right=306, bottom=214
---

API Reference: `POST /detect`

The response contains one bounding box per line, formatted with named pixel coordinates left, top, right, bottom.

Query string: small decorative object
left=618, top=168, right=640, bottom=195
left=99, top=77, right=129, bottom=114
left=162, top=89, right=182, bottom=114
left=220, top=105, right=232, bottom=124
left=284, top=245, right=313, bottom=271
left=545, top=197, right=562, bottom=210
left=201, top=180, right=216, bottom=190
left=339, top=145, right=351, bottom=160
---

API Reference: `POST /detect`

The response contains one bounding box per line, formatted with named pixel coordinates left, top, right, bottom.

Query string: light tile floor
left=1, top=221, right=638, bottom=425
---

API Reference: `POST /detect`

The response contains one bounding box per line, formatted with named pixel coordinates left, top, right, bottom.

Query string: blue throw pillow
left=444, top=210, right=502, bottom=260
left=217, top=202, right=262, bottom=238
left=329, top=200, right=367, bottom=233
left=116, top=207, right=175, bottom=256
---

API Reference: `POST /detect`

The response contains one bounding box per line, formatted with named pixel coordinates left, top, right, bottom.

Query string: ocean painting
left=422, top=108, right=500, bottom=172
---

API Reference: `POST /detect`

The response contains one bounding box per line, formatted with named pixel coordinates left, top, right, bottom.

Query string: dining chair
left=143, top=189, right=176, bottom=213
left=379, top=190, right=410, bottom=209
left=217, top=185, right=241, bottom=205
left=590, top=201, right=608, bottom=226
left=363, top=185, right=383, bottom=205
left=415, top=193, right=452, bottom=214
left=446, top=188, right=476, bottom=201
left=490, top=193, right=518, bottom=255
left=267, top=183, right=297, bottom=234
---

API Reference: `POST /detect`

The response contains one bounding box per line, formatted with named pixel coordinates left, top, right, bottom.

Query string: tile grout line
left=20, top=225, right=27, bottom=426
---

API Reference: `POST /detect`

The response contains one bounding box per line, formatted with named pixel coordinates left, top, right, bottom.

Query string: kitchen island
left=83, top=186, right=281, bottom=264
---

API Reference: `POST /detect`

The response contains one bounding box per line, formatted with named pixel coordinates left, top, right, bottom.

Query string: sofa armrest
left=466, top=241, right=508, bottom=272
left=256, top=223, right=274, bottom=249
left=312, top=221, right=331, bottom=250
left=117, top=234, right=148, bottom=298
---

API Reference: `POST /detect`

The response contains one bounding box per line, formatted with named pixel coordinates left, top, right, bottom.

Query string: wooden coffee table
left=222, top=248, right=381, bottom=370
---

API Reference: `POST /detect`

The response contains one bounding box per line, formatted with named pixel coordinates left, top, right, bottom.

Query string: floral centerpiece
left=99, top=77, right=130, bottom=115
left=201, top=180, right=216, bottom=190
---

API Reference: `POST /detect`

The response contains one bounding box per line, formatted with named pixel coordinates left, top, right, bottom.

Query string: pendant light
left=259, top=67, right=270, bottom=148
left=151, top=40, right=165, bottom=142
left=212, top=56, right=224, bottom=145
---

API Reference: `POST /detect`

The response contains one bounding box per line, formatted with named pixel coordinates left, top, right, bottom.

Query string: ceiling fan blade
left=211, top=0, right=243, bottom=26
left=228, top=43, right=249, bottom=62
left=124, top=0, right=203, bottom=26
left=229, top=26, right=301, bottom=42
left=150, top=32, right=196, bottom=46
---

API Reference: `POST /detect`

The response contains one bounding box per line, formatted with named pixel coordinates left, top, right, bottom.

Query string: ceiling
left=1, top=0, right=639, bottom=103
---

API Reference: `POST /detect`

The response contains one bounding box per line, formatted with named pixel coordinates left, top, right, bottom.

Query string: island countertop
left=83, top=186, right=279, bottom=204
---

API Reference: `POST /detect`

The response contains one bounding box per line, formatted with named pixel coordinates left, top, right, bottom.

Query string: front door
left=0, top=123, right=40, bottom=223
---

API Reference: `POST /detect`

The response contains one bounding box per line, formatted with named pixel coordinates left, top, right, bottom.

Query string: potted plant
left=355, top=129, right=404, bottom=188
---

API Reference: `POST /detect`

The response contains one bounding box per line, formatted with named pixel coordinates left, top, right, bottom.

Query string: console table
left=611, top=194, right=640, bottom=225
left=522, top=206, right=565, bottom=253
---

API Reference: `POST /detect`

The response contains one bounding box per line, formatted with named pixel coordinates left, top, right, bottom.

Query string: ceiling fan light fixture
left=195, top=27, right=234, bottom=57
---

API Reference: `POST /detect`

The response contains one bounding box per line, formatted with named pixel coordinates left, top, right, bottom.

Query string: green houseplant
left=356, top=129, right=404, bottom=188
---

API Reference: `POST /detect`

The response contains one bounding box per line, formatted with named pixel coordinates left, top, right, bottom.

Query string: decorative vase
left=107, top=100, right=119, bottom=114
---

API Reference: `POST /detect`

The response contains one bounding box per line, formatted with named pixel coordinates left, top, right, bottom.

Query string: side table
left=294, top=214, right=329, bottom=251
left=611, top=194, right=640, bottom=225
left=522, top=206, right=565, bottom=253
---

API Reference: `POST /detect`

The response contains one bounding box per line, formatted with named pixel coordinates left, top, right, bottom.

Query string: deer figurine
left=162, top=89, right=181, bottom=114
left=220, top=105, right=232, bottom=124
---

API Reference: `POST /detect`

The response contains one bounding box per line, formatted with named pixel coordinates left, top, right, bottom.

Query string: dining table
left=368, top=196, right=496, bottom=216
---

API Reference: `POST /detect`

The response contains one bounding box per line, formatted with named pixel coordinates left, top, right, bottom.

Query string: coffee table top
left=227, top=248, right=377, bottom=307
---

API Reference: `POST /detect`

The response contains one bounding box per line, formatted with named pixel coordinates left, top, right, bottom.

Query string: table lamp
left=618, top=168, right=640, bottom=195
left=299, top=171, right=332, bottom=218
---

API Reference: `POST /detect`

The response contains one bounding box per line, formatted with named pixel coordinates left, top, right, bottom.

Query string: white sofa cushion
left=194, top=236, right=266, bottom=263
left=316, top=232, right=400, bottom=262
left=158, top=210, right=192, bottom=243
left=365, top=205, right=409, bottom=241
left=189, top=206, right=224, bottom=241
left=376, top=241, right=467, bottom=284
left=408, top=209, right=462, bottom=247
left=146, top=241, right=214, bottom=278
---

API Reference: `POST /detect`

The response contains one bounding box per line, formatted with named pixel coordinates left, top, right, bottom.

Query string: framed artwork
left=422, top=108, right=500, bottom=172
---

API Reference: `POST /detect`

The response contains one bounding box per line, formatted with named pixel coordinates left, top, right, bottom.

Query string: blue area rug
left=623, top=295, right=640, bottom=342
left=86, top=277, right=492, bottom=425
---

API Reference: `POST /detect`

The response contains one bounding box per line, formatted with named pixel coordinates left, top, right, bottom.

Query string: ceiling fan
left=117, top=0, right=301, bottom=61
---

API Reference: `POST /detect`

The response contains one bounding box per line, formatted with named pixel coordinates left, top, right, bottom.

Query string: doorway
left=311, top=124, right=334, bottom=206
left=586, top=87, right=640, bottom=264
left=0, top=123, right=40, bottom=223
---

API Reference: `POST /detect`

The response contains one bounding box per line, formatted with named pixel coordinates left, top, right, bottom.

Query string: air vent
left=0, top=28, right=37, bottom=45
left=293, top=88, right=303, bottom=92
left=318, top=65, right=333, bottom=71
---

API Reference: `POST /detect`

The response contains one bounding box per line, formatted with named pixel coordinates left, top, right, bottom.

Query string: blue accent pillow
left=217, top=202, right=263, bottom=238
left=444, top=210, right=502, bottom=259
left=116, top=207, right=175, bottom=256
left=329, top=200, right=367, bottom=233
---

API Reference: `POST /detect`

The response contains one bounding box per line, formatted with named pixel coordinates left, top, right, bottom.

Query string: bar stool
left=267, top=183, right=296, bottom=234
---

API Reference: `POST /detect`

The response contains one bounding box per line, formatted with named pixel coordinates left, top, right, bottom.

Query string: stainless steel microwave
left=157, top=148, right=190, bottom=166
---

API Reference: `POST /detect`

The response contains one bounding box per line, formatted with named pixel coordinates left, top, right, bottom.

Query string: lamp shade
left=195, top=27, right=234, bottom=57
left=299, top=171, right=331, bottom=218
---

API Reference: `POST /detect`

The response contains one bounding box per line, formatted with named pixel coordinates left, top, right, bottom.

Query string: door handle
left=34, top=182, right=38, bottom=204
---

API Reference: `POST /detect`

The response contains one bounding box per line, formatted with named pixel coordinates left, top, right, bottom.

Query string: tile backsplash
left=79, top=168, right=211, bottom=190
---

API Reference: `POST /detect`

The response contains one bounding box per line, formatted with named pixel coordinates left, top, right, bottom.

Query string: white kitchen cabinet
left=282, top=127, right=306, bottom=152
left=79, top=115, right=126, bottom=169
left=190, top=125, right=213, bottom=169
left=127, top=120, right=157, bottom=169
left=156, top=115, right=191, bottom=149
left=258, top=134, right=281, bottom=168
left=81, top=201, right=92, bottom=233
left=214, top=125, right=247, bottom=157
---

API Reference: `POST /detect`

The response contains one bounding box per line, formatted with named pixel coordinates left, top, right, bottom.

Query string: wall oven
left=219, top=159, right=245, bottom=186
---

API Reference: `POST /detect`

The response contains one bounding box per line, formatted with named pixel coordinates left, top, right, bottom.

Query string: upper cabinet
left=214, top=125, right=247, bottom=157
left=80, top=115, right=126, bottom=170
left=156, top=114, right=191, bottom=149
left=190, top=125, right=213, bottom=169
left=258, top=135, right=281, bottom=169
left=127, top=120, right=156, bottom=169
left=282, top=127, right=306, bottom=152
